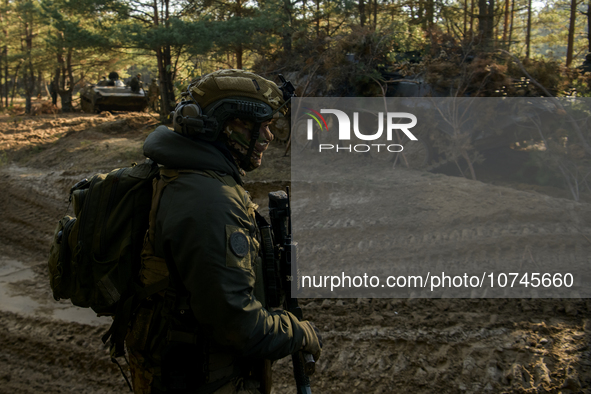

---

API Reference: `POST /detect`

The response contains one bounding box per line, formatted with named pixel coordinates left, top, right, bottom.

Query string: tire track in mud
left=0, top=171, right=63, bottom=258
left=0, top=311, right=128, bottom=394
left=271, top=298, right=591, bottom=393
left=0, top=167, right=88, bottom=260
left=0, top=167, right=291, bottom=261
left=298, top=224, right=591, bottom=297
left=293, top=174, right=591, bottom=297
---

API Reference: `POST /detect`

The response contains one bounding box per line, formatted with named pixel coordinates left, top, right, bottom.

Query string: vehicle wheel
left=80, top=97, right=94, bottom=113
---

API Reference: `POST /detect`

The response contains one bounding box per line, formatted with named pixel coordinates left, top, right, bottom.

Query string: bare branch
left=498, top=49, right=591, bottom=156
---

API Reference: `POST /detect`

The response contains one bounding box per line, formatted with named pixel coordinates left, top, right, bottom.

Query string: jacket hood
left=144, top=126, right=242, bottom=183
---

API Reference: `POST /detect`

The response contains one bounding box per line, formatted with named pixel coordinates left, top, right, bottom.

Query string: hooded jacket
left=142, top=125, right=304, bottom=360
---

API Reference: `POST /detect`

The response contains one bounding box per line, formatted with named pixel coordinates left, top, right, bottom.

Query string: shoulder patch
left=229, top=232, right=249, bottom=257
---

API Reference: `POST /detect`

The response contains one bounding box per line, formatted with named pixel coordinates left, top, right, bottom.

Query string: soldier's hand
left=300, top=321, right=322, bottom=362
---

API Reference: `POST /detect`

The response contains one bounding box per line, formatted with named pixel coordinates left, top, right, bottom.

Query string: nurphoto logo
left=305, top=109, right=418, bottom=153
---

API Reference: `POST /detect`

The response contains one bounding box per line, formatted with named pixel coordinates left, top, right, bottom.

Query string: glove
left=300, top=321, right=322, bottom=362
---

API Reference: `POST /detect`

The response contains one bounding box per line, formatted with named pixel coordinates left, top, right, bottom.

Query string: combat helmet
left=172, top=69, right=295, bottom=169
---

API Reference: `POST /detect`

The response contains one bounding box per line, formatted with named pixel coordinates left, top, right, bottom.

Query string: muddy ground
left=0, top=112, right=590, bottom=394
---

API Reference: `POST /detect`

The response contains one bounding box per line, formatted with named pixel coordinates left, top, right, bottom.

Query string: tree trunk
left=477, top=0, right=494, bottom=45
left=2, top=0, right=8, bottom=107
left=11, top=60, right=22, bottom=106
left=566, top=0, right=577, bottom=66
left=488, top=0, right=495, bottom=46
left=426, top=0, right=434, bottom=29
left=418, top=0, right=425, bottom=28
left=153, top=0, right=174, bottom=119
left=464, top=0, right=468, bottom=38
left=236, top=44, right=243, bottom=69
left=502, top=0, right=510, bottom=47
left=359, top=0, right=365, bottom=27
left=0, top=0, right=8, bottom=108
left=0, top=4, right=3, bottom=109
left=525, top=0, right=532, bottom=59
left=59, top=91, right=72, bottom=111
left=156, top=45, right=175, bottom=119
left=36, top=71, right=43, bottom=97
left=478, top=0, right=487, bottom=40
left=0, top=49, right=2, bottom=109
left=470, top=0, right=475, bottom=39
left=2, top=37, right=7, bottom=108
left=55, top=44, right=74, bottom=112
left=24, top=21, right=35, bottom=115
left=316, top=0, right=320, bottom=36
left=64, top=48, right=74, bottom=111
left=508, top=0, right=515, bottom=51
left=282, top=0, right=292, bottom=52
left=587, top=0, right=591, bottom=52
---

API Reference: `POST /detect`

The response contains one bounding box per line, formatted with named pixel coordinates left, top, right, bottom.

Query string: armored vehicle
left=80, top=78, right=148, bottom=113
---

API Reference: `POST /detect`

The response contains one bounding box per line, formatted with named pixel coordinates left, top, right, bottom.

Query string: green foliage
left=516, top=151, right=564, bottom=187
left=254, top=24, right=413, bottom=96
left=505, top=57, right=567, bottom=96
left=571, top=77, right=591, bottom=97
left=0, top=0, right=585, bottom=107
left=535, top=0, right=588, bottom=66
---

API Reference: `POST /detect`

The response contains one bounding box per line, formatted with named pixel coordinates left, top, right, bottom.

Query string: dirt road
left=0, top=113, right=589, bottom=393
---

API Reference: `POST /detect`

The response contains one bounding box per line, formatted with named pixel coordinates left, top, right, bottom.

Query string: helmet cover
left=188, top=69, right=288, bottom=117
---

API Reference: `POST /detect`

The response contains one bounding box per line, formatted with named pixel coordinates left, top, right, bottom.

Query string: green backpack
left=47, top=160, right=229, bottom=361
left=47, top=159, right=172, bottom=362
left=48, top=160, right=158, bottom=312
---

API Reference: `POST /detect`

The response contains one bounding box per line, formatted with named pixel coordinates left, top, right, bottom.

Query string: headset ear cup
left=173, top=102, right=206, bottom=138
left=172, top=102, right=185, bottom=134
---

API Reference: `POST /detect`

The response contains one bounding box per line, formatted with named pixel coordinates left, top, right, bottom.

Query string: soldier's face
left=225, top=119, right=274, bottom=170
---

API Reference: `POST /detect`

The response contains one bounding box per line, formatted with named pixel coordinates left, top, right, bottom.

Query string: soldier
left=130, top=73, right=143, bottom=94
left=107, top=71, right=120, bottom=86
left=126, top=69, right=322, bottom=394
left=49, top=79, right=58, bottom=105
left=578, top=53, right=591, bottom=74
left=147, top=78, right=159, bottom=112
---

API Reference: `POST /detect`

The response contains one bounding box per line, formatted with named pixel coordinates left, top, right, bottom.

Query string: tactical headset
left=172, top=97, right=274, bottom=142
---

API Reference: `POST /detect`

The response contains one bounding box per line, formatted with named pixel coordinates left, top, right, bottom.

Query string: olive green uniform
left=126, top=126, right=305, bottom=393
left=147, top=80, right=159, bottom=112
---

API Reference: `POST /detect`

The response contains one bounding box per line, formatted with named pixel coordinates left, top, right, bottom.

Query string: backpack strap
left=107, top=168, right=240, bottom=358
left=103, top=168, right=191, bottom=360
left=108, top=168, right=237, bottom=356
left=143, top=168, right=235, bottom=251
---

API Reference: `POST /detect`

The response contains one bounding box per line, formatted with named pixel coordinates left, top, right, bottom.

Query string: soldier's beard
left=223, top=123, right=262, bottom=172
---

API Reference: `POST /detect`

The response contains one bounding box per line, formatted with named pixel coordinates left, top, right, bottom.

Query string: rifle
left=257, top=187, right=314, bottom=394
